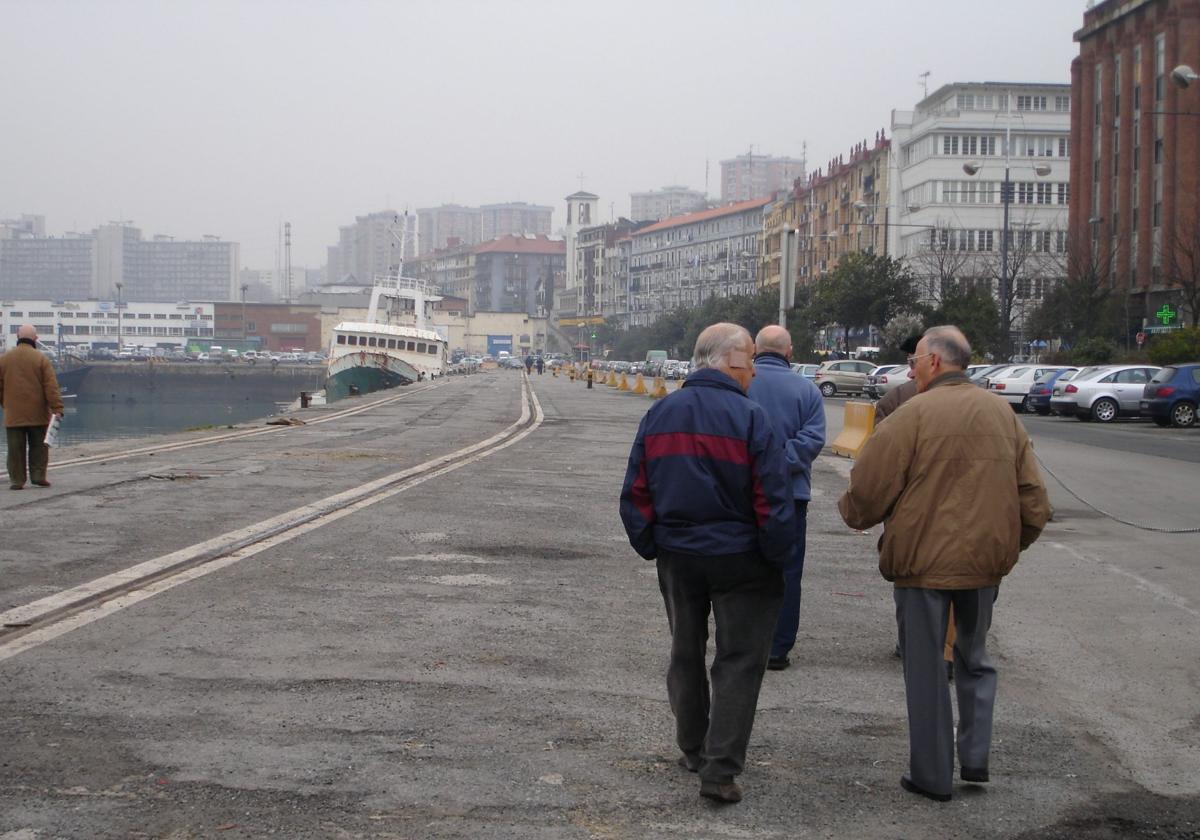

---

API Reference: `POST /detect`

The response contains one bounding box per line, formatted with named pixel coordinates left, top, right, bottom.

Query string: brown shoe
left=677, top=754, right=700, bottom=773
left=699, top=779, right=743, bottom=804
left=9, top=484, right=24, bottom=490
left=32, top=480, right=50, bottom=487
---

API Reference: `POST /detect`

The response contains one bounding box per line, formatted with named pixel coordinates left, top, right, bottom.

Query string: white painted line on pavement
left=0, top=380, right=543, bottom=662
left=1049, top=540, right=1200, bottom=619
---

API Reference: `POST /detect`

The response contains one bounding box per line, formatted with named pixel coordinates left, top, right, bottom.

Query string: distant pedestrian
left=873, top=334, right=921, bottom=424
left=536, top=356, right=544, bottom=375
left=620, top=322, right=794, bottom=804
left=746, top=325, right=826, bottom=671
left=837, top=326, right=1051, bottom=802
left=524, top=354, right=534, bottom=373
left=0, top=324, right=65, bottom=490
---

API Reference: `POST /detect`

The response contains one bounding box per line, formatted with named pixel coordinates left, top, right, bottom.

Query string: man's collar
left=925, top=370, right=971, bottom=391
left=754, top=351, right=789, bottom=366
left=16, top=337, right=36, bottom=348
left=685, top=367, right=747, bottom=394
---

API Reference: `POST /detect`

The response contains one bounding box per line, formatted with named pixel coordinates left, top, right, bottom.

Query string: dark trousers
left=657, top=551, right=784, bottom=783
left=770, top=500, right=808, bottom=659
left=894, top=586, right=999, bottom=796
left=6, top=425, right=49, bottom=487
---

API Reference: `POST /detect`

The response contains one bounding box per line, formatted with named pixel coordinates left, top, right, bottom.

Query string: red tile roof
left=633, top=196, right=773, bottom=237
left=472, top=234, right=566, bottom=255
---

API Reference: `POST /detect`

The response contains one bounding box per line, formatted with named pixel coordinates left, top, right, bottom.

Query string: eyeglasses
left=906, top=353, right=936, bottom=369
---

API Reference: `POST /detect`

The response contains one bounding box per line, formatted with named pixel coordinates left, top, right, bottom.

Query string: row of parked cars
left=594, top=359, right=693, bottom=379
left=806, top=357, right=1199, bottom=428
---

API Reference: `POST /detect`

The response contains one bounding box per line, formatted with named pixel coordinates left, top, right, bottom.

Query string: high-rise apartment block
left=325, top=211, right=417, bottom=284
left=720, top=153, right=806, bottom=202
left=417, top=205, right=482, bottom=256
left=1071, top=0, right=1200, bottom=328
left=630, top=186, right=708, bottom=222
left=479, top=202, right=553, bottom=242
left=0, top=219, right=239, bottom=303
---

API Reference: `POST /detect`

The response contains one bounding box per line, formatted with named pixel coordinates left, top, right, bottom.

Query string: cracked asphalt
left=1, top=370, right=1197, bottom=839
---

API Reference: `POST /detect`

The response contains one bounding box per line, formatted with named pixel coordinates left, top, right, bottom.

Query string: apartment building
left=628, top=197, right=770, bottom=327
left=479, top=202, right=553, bottom=242
left=1071, top=0, right=1200, bottom=328
left=720, top=153, right=805, bottom=202
left=471, top=235, right=565, bottom=317
left=630, top=186, right=708, bottom=222
left=417, top=204, right=482, bottom=256
left=891, top=82, right=1073, bottom=334
left=325, top=211, right=417, bottom=285
left=0, top=299, right=215, bottom=351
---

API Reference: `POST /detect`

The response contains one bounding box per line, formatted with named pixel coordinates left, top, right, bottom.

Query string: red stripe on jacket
left=630, top=461, right=655, bottom=524
left=643, top=432, right=750, bottom=465
left=750, top=463, right=770, bottom=527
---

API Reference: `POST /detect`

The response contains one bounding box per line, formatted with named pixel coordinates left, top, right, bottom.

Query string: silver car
left=1054, top=364, right=1161, bottom=422
left=864, top=364, right=906, bottom=399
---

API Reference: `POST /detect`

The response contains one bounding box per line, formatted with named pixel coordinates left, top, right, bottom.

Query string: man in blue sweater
left=748, top=325, right=827, bottom=671
left=620, top=322, right=794, bottom=804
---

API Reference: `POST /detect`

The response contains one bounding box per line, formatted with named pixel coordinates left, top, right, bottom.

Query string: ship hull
left=55, top=364, right=91, bottom=395
left=325, top=352, right=419, bottom=402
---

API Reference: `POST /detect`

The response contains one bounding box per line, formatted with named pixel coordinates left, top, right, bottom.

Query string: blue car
left=1027, top=368, right=1078, bottom=415
left=1140, top=363, right=1200, bottom=428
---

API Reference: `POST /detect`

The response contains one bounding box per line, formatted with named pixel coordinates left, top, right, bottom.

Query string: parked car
left=813, top=359, right=876, bottom=397
left=1140, top=363, right=1200, bottom=428
left=790, top=363, right=819, bottom=380
left=875, top=365, right=913, bottom=398
left=864, top=364, right=905, bottom=399
left=988, top=365, right=1075, bottom=412
left=970, top=364, right=1017, bottom=389
left=1027, top=368, right=1079, bottom=416
left=1055, top=364, right=1161, bottom=422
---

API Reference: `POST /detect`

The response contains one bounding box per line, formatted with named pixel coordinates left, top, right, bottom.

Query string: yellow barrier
left=632, top=373, right=647, bottom=395
left=830, top=401, right=876, bottom=458
left=617, top=372, right=630, bottom=391
left=651, top=376, right=669, bottom=399
left=607, top=369, right=618, bottom=387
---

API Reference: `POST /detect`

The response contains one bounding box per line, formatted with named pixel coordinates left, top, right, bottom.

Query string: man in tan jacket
left=838, top=326, right=1051, bottom=802
left=0, top=324, right=64, bottom=489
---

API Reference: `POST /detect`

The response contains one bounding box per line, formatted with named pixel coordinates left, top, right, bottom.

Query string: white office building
left=890, top=82, right=1073, bottom=334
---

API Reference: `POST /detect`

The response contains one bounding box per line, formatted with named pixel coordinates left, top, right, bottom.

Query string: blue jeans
left=770, top=500, right=808, bottom=659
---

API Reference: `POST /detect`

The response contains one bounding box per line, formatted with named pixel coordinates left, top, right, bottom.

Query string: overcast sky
left=1, top=0, right=1088, bottom=269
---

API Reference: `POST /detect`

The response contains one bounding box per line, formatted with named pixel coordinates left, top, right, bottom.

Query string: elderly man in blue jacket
left=748, top=324, right=827, bottom=671
left=620, top=322, right=794, bottom=805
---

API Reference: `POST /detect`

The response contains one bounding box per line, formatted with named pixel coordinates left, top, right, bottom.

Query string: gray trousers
left=657, top=551, right=784, bottom=783
left=894, top=586, right=998, bottom=796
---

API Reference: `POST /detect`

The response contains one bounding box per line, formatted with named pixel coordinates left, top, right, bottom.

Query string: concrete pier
left=0, top=371, right=1196, bottom=837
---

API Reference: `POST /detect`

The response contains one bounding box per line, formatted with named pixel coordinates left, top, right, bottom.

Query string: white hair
left=693, top=323, right=752, bottom=370
left=923, top=325, right=972, bottom=369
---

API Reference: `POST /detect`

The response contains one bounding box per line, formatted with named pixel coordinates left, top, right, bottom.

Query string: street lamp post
left=963, top=158, right=1051, bottom=361
left=115, top=282, right=123, bottom=354
left=240, top=283, right=249, bottom=342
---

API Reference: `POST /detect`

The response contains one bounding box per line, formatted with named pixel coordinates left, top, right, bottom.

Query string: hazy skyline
left=2, top=0, right=1089, bottom=269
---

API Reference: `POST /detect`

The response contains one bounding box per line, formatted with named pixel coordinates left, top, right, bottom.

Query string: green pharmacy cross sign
left=1155, top=304, right=1177, bottom=326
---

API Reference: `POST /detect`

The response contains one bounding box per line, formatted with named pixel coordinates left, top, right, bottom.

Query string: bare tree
left=906, top=229, right=979, bottom=306
left=1163, top=219, right=1200, bottom=327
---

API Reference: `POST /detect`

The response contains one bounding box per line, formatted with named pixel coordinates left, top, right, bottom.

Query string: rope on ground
left=1035, top=451, right=1200, bottom=534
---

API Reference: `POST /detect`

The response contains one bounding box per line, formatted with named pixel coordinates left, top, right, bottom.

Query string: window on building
left=1055, top=95, right=1070, bottom=112
left=348, top=335, right=358, bottom=346
left=1155, top=33, right=1165, bottom=102
left=337, top=335, right=346, bottom=345
left=1057, top=183, right=1070, bottom=205
left=1036, top=183, right=1053, bottom=205
left=1058, top=137, right=1069, bottom=158
left=1017, top=182, right=1035, bottom=204
left=1017, top=95, right=1047, bottom=111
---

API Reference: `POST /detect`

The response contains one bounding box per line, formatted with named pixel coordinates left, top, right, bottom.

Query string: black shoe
left=900, top=776, right=951, bottom=802
left=893, top=642, right=902, bottom=659
left=961, top=766, right=989, bottom=783
left=766, top=656, right=790, bottom=671
left=946, top=661, right=954, bottom=682
left=32, top=479, right=50, bottom=487
left=9, top=484, right=23, bottom=490
left=699, top=779, right=743, bottom=803
left=677, top=754, right=699, bottom=773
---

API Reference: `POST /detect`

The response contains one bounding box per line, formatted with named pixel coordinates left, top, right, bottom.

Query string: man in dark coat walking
left=620, top=322, right=794, bottom=804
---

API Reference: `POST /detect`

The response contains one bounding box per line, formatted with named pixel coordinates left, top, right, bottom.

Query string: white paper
left=43, top=414, right=62, bottom=447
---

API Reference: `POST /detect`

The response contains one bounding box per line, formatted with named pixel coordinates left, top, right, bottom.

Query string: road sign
left=1136, top=331, right=1146, bottom=346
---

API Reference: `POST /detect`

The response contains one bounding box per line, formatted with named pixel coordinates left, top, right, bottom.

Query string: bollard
left=299, top=391, right=311, bottom=409
left=586, top=368, right=594, bottom=389
left=632, top=372, right=647, bottom=395
left=617, top=372, right=630, bottom=391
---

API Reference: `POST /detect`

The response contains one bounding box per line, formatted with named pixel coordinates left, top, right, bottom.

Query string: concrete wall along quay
left=76, top=362, right=326, bottom=404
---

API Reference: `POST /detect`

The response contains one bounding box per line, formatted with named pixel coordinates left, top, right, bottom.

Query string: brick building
left=213, top=302, right=323, bottom=351
left=1071, top=0, right=1200, bottom=329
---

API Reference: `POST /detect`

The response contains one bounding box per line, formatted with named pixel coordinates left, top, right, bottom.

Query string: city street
left=0, top=373, right=1197, bottom=838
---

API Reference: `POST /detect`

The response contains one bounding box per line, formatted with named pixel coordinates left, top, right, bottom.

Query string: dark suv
left=1140, top=364, right=1200, bottom=428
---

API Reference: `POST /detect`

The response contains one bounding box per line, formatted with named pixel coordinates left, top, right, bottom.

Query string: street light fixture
left=962, top=150, right=1053, bottom=360
left=1172, top=64, right=1199, bottom=89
